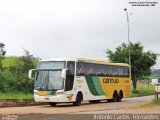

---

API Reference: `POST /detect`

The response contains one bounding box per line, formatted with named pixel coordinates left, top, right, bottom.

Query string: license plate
left=38, top=91, right=46, bottom=96
left=45, top=98, right=50, bottom=100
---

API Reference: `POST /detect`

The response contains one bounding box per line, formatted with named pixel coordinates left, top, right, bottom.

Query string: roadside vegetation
left=0, top=43, right=38, bottom=99
left=131, top=82, right=155, bottom=97
left=0, top=92, right=33, bottom=99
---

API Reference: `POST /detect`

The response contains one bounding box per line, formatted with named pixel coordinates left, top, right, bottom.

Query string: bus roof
left=77, top=58, right=129, bottom=66
left=39, top=58, right=129, bottom=67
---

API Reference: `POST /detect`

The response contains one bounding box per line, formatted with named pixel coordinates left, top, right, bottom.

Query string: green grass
left=0, top=92, right=33, bottom=99
left=131, top=83, right=155, bottom=97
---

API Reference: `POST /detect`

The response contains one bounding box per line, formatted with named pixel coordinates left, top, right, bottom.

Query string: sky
left=0, top=0, right=160, bottom=68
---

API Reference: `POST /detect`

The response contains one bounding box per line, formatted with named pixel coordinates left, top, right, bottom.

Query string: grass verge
left=131, top=83, right=155, bottom=97
left=0, top=92, right=33, bottom=99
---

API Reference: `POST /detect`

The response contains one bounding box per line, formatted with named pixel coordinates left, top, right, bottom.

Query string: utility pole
left=124, top=8, right=132, bottom=78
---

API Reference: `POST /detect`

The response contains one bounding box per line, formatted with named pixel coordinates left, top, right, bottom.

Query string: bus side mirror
left=28, top=69, right=35, bottom=80
left=62, top=68, right=67, bottom=79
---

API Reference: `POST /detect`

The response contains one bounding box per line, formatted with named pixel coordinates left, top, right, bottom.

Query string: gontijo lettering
left=103, top=78, right=119, bottom=83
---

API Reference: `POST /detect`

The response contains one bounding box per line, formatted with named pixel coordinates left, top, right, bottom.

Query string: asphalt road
left=0, top=95, right=159, bottom=120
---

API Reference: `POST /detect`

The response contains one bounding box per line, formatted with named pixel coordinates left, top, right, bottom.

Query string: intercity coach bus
left=28, top=58, right=131, bottom=106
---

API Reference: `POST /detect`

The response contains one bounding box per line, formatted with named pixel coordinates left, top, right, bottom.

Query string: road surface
left=0, top=95, right=159, bottom=120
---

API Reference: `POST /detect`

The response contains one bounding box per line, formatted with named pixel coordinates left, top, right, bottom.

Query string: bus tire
left=113, top=91, right=119, bottom=102
left=49, top=102, right=57, bottom=107
left=73, top=92, right=83, bottom=106
left=118, top=91, right=123, bottom=102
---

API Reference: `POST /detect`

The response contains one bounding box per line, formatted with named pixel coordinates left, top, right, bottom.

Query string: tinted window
left=104, top=65, right=111, bottom=76
left=67, top=61, right=75, bottom=75
left=95, top=64, right=105, bottom=76
left=65, top=61, right=75, bottom=91
left=123, top=66, right=129, bottom=77
left=86, top=64, right=95, bottom=76
left=76, top=62, right=86, bottom=76
left=111, top=66, right=119, bottom=76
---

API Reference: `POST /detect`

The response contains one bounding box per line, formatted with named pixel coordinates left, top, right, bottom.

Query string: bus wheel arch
left=73, top=91, right=83, bottom=106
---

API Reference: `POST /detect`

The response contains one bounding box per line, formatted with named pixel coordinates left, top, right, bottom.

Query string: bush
left=0, top=50, right=38, bottom=94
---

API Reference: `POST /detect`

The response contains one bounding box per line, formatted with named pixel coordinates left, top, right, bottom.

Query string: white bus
left=29, top=58, right=131, bottom=106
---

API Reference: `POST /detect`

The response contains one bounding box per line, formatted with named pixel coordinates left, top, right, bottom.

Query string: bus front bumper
left=34, top=94, right=73, bottom=103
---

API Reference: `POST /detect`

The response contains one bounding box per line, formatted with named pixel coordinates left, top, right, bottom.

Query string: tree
left=16, top=49, right=38, bottom=93
left=106, top=42, right=157, bottom=90
left=0, top=42, right=6, bottom=92
left=0, top=43, right=6, bottom=70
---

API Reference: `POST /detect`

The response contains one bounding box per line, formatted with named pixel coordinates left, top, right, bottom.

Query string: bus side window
left=76, top=63, right=86, bottom=76
left=65, top=61, right=75, bottom=91
left=86, top=64, right=95, bottom=76
left=95, top=64, right=105, bottom=76
left=111, top=66, right=118, bottom=77
left=123, top=67, right=129, bottom=77
left=119, top=66, right=123, bottom=77
left=104, top=65, right=110, bottom=77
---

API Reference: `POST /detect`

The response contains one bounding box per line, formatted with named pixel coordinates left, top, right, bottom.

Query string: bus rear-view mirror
left=28, top=69, right=36, bottom=80
left=62, top=68, right=67, bottom=79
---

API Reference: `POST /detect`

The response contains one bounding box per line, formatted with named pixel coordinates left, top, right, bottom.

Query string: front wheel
left=49, top=102, right=57, bottom=107
left=73, top=93, right=83, bottom=106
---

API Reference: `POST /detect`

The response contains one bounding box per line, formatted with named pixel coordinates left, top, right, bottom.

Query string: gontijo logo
left=103, top=78, right=119, bottom=84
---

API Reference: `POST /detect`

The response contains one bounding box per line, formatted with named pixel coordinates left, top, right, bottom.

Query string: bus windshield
left=35, top=61, right=65, bottom=90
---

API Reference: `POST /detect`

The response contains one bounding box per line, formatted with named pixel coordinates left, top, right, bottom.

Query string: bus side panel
left=74, top=76, right=107, bottom=101
left=73, top=76, right=131, bottom=101
left=99, top=77, right=131, bottom=99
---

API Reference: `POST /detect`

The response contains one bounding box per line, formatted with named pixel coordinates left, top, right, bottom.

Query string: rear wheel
left=118, top=91, right=123, bottom=102
left=49, top=102, right=57, bottom=107
left=113, top=91, right=119, bottom=102
left=73, top=93, right=83, bottom=106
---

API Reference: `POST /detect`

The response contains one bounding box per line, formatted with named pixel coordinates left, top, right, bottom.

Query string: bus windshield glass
left=35, top=61, right=65, bottom=90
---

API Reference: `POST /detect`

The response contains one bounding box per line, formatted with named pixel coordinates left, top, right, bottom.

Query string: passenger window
left=76, top=62, right=86, bottom=76
left=95, top=64, right=105, bottom=76
left=86, top=64, right=95, bottom=76
left=119, top=67, right=124, bottom=77
left=105, top=65, right=111, bottom=77
left=111, top=66, right=119, bottom=77
left=124, top=67, right=129, bottom=77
